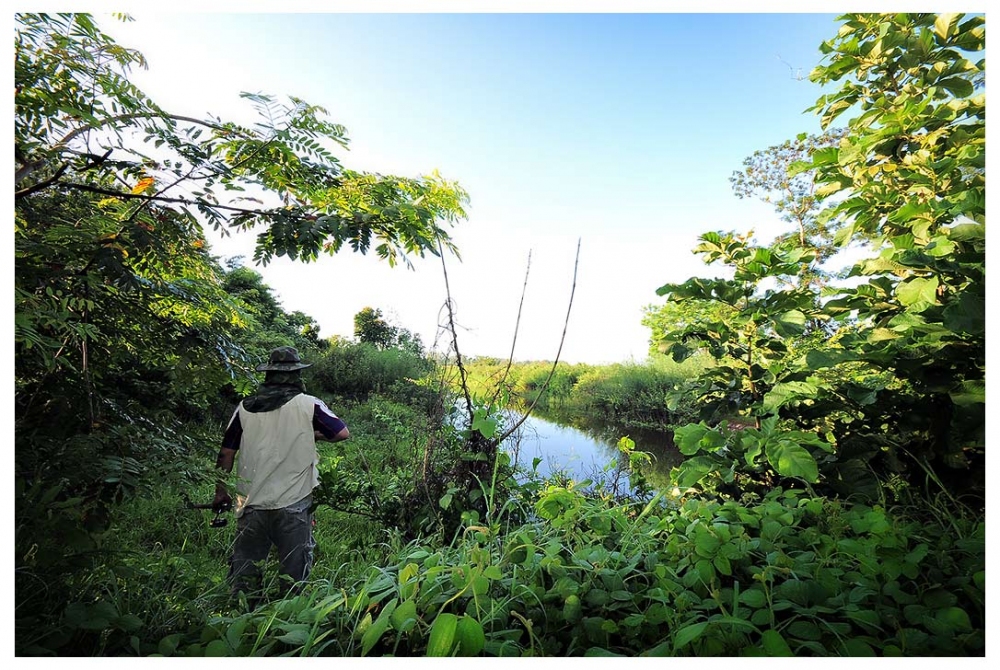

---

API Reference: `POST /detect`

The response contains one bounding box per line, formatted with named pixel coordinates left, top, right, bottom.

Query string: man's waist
left=237, top=493, right=313, bottom=516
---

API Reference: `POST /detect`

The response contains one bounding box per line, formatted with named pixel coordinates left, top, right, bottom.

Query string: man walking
left=213, top=346, right=349, bottom=600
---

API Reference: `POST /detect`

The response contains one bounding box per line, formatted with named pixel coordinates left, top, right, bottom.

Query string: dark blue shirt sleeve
left=313, top=400, right=347, bottom=439
left=222, top=411, right=242, bottom=451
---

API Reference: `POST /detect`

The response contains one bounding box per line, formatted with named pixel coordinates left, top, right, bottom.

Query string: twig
left=46, top=181, right=283, bottom=216
left=14, top=163, right=68, bottom=199
left=490, top=250, right=532, bottom=410
left=496, top=238, right=581, bottom=443
left=438, top=238, right=473, bottom=420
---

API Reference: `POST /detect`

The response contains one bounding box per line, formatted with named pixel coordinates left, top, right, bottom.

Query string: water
left=502, top=409, right=680, bottom=495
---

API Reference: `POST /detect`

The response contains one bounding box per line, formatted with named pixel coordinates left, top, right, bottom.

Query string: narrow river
left=502, top=410, right=681, bottom=495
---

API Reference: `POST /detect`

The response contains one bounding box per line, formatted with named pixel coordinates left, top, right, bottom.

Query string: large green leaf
left=802, top=349, right=856, bottom=369
left=361, top=598, right=397, bottom=656
left=675, top=423, right=710, bottom=456
left=934, top=13, right=961, bottom=40
left=947, top=222, right=985, bottom=241
left=760, top=629, right=793, bottom=656
left=673, top=621, right=708, bottom=649
left=674, top=456, right=719, bottom=489
left=896, top=277, right=939, bottom=310
left=584, top=647, right=626, bottom=657
left=942, top=292, right=985, bottom=335
left=762, top=381, right=819, bottom=412
left=773, top=310, right=807, bottom=338
left=204, top=640, right=230, bottom=657
left=455, top=616, right=485, bottom=656
left=949, top=380, right=984, bottom=407
left=765, top=439, right=819, bottom=483
left=937, top=77, right=974, bottom=99
left=426, top=613, right=458, bottom=657
left=740, top=588, right=768, bottom=609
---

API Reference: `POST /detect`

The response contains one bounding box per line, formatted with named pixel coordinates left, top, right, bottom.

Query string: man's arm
left=313, top=400, right=349, bottom=443
left=315, top=426, right=350, bottom=442
left=213, top=447, right=236, bottom=511
left=213, top=410, right=241, bottom=511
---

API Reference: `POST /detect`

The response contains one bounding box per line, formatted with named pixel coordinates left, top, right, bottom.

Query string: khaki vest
left=233, top=393, right=319, bottom=516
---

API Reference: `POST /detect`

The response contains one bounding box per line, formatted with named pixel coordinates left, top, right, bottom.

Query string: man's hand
left=213, top=486, right=232, bottom=514
left=213, top=446, right=237, bottom=513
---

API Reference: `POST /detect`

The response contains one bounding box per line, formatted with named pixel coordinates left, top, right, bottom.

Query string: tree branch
left=489, top=250, right=532, bottom=411
left=496, top=238, right=581, bottom=443
left=14, top=163, right=69, bottom=199
left=438, top=238, right=473, bottom=420
left=15, top=112, right=230, bottom=186
left=45, top=181, right=283, bottom=217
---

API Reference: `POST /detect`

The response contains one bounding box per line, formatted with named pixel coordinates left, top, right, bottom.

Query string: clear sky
left=101, top=8, right=856, bottom=363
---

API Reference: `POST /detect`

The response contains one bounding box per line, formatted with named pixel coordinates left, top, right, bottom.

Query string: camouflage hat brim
left=255, top=361, right=312, bottom=372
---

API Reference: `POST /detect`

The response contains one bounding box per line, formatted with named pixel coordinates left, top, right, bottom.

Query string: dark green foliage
left=803, top=12, right=985, bottom=491
left=307, top=339, right=435, bottom=404
left=653, top=12, right=985, bottom=503
left=92, top=484, right=981, bottom=657
left=14, top=11, right=467, bottom=656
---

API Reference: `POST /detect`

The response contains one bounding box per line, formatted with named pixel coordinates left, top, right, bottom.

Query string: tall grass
left=460, top=353, right=712, bottom=430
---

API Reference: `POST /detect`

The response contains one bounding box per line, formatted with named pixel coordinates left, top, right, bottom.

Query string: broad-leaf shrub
left=151, top=485, right=982, bottom=657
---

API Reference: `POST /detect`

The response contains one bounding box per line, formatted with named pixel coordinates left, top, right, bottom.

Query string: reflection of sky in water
left=505, top=412, right=633, bottom=496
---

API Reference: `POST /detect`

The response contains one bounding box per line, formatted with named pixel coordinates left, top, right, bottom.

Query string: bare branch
left=496, top=238, right=581, bottom=443
left=489, top=250, right=532, bottom=410
left=438, top=237, right=473, bottom=420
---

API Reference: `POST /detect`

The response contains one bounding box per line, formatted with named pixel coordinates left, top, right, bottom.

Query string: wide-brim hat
left=255, top=346, right=312, bottom=372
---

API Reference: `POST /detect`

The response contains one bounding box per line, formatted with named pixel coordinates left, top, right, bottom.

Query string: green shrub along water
left=460, top=353, right=712, bottom=430
left=15, top=11, right=986, bottom=658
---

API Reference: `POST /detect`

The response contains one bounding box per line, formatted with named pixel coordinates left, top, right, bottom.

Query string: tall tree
left=805, top=12, right=985, bottom=485
left=654, top=12, right=985, bottom=502
left=353, top=307, right=399, bottom=350
left=729, top=129, right=849, bottom=289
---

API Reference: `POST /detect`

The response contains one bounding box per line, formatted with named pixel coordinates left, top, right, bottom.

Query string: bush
left=134, top=482, right=983, bottom=657
left=307, top=340, right=434, bottom=403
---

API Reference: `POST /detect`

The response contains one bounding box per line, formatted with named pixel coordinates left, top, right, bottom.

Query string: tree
left=15, top=13, right=469, bottom=268
left=729, top=129, right=849, bottom=289
left=642, top=296, right=738, bottom=357
left=654, top=232, right=822, bottom=426
left=353, top=307, right=398, bottom=350
left=804, top=12, right=985, bottom=487
left=14, top=13, right=469, bottom=649
left=656, top=12, right=985, bottom=502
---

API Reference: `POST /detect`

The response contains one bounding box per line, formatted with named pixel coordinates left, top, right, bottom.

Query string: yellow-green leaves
left=360, top=598, right=397, bottom=656
left=895, top=276, right=939, bottom=312
left=933, top=13, right=961, bottom=41
left=426, top=612, right=458, bottom=656
left=425, top=613, right=484, bottom=657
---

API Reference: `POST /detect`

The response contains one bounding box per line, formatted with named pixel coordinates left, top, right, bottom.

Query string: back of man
left=235, top=393, right=320, bottom=514
left=213, top=347, right=349, bottom=601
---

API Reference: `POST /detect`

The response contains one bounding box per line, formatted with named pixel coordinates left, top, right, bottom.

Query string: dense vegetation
left=458, top=354, right=712, bottom=429
left=15, top=12, right=984, bottom=657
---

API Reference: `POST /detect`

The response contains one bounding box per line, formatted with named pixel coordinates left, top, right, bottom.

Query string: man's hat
left=255, top=346, right=312, bottom=372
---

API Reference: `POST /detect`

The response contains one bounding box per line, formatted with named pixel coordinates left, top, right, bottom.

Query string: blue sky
left=105, top=10, right=853, bottom=363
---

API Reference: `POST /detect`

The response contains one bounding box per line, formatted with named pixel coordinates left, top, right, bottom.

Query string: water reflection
left=502, top=408, right=681, bottom=495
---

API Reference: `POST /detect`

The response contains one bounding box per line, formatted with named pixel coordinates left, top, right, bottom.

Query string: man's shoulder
left=304, top=395, right=339, bottom=416
left=298, top=393, right=327, bottom=409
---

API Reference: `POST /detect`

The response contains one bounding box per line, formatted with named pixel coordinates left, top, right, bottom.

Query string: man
left=213, top=346, right=349, bottom=598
